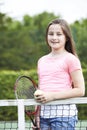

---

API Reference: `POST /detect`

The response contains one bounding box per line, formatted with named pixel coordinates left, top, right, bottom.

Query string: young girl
left=34, top=18, right=85, bottom=130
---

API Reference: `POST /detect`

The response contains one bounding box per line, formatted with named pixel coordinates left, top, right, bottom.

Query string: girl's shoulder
left=65, top=52, right=81, bottom=70
left=65, top=52, right=80, bottom=61
left=51, top=52, right=81, bottom=69
left=38, top=54, right=49, bottom=62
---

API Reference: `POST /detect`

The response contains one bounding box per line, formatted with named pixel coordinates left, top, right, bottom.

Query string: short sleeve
left=67, top=54, right=82, bottom=73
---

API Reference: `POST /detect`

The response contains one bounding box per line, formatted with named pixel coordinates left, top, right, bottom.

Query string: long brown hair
left=46, top=18, right=77, bottom=56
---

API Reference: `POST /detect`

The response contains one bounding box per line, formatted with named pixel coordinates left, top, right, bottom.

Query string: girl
left=34, top=18, right=85, bottom=130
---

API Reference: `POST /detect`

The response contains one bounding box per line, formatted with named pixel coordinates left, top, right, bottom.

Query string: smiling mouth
left=52, top=42, right=59, bottom=44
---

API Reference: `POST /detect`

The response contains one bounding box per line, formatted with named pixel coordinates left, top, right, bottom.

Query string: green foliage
left=70, top=18, right=87, bottom=67
left=0, top=70, right=37, bottom=120
left=0, top=12, right=59, bottom=70
left=83, top=69, right=87, bottom=96
left=77, top=104, right=87, bottom=120
left=0, top=69, right=37, bottom=100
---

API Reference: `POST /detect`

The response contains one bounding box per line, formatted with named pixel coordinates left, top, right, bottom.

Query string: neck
left=51, top=49, right=67, bottom=56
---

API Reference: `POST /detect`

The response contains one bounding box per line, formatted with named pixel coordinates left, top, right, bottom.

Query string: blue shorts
left=40, top=116, right=78, bottom=130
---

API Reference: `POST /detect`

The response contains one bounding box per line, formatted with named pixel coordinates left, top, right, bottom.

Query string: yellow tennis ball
left=34, top=90, right=43, bottom=96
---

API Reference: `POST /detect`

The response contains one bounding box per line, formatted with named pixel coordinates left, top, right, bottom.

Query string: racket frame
left=14, top=75, right=40, bottom=129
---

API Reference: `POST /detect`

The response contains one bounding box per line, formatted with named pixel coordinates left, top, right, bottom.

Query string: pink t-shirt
left=37, top=52, right=81, bottom=92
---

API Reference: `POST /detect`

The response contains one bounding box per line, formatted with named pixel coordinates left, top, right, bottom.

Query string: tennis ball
left=34, top=90, right=43, bottom=96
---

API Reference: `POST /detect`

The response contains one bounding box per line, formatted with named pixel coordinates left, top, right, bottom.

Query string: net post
left=17, top=99, right=25, bottom=130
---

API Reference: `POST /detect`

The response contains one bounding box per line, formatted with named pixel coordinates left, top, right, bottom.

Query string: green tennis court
left=0, top=120, right=87, bottom=130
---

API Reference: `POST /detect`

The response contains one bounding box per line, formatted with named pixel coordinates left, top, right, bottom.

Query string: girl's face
left=47, top=24, right=66, bottom=52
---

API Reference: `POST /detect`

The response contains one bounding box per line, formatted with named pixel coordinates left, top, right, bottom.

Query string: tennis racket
left=14, top=75, right=40, bottom=130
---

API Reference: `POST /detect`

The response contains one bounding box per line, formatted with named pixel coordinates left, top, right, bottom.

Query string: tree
left=70, top=18, right=87, bottom=67
left=0, top=12, right=87, bottom=70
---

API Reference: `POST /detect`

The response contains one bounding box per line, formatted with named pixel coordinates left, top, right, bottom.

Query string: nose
left=52, top=34, right=58, bottom=40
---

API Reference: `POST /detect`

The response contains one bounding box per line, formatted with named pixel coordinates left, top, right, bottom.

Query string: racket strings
left=16, top=77, right=36, bottom=99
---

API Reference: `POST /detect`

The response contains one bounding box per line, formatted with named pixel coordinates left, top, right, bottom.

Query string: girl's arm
left=52, top=69, right=85, bottom=100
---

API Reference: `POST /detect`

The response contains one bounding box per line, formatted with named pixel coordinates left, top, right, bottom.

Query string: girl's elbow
left=80, top=89, right=85, bottom=97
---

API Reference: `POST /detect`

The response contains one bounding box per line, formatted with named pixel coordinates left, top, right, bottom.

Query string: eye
left=48, top=32, right=53, bottom=35
left=57, top=33, right=62, bottom=36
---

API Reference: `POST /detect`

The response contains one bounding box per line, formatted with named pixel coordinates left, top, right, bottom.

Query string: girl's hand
left=34, top=90, right=54, bottom=103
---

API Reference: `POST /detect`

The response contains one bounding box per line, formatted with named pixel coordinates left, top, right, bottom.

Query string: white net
left=0, top=98, right=87, bottom=130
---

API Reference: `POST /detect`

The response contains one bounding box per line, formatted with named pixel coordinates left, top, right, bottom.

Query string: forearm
left=34, top=86, right=85, bottom=103
left=52, top=87, right=85, bottom=101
